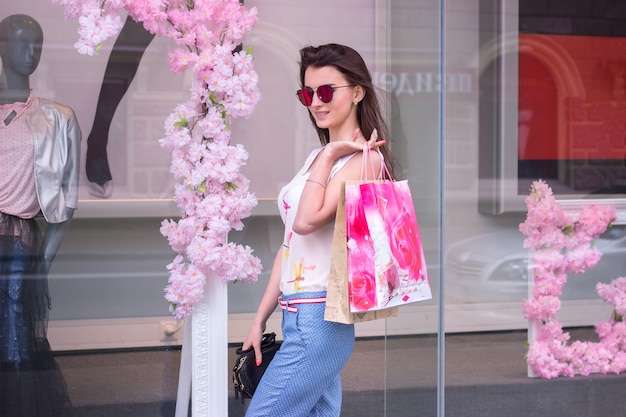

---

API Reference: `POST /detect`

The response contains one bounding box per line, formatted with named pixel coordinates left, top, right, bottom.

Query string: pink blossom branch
left=53, top=0, right=262, bottom=318
left=520, top=180, right=626, bottom=378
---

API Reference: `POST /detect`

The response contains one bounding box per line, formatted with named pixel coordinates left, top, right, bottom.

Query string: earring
left=354, top=101, right=358, bottom=106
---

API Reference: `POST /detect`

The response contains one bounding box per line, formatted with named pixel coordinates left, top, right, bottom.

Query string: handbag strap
left=235, top=332, right=276, bottom=355
left=261, top=332, right=276, bottom=347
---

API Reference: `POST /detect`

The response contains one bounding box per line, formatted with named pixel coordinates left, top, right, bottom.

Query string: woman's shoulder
left=335, top=148, right=384, bottom=181
left=332, top=150, right=359, bottom=170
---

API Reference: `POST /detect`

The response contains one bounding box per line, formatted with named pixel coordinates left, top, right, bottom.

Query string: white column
left=192, top=272, right=229, bottom=416
left=175, top=320, right=192, bottom=417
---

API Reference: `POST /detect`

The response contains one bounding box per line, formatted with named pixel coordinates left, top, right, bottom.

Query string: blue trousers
left=245, top=291, right=355, bottom=417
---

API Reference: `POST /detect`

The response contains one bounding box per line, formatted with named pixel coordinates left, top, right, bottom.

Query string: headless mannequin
left=85, top=2, right=242, bottom=199
left=0, top=14, right=77, bottom=417
left=86, top=16, right=155, bottom=198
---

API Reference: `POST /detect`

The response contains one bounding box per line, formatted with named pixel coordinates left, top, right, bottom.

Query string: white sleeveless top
left=277, top=147, right=357, bottom=295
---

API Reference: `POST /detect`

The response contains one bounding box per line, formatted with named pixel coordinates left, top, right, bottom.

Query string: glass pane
left=1, top=0, right=443, bottom=416
left=230, top=1, right=442, bottom=416
left=380, top=1, right=442, bottom=416
left=445, top=0, right=626, bottom=415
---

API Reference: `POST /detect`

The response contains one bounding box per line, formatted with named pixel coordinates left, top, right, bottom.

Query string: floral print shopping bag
left=345, top=178, right=431, bottom=312
left=324, top=182, right=398, bottom=324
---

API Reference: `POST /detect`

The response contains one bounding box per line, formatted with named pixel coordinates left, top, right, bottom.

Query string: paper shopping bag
left=345, top=179, right=431, bottom=312
left=324, top=182, right=399, bottom=324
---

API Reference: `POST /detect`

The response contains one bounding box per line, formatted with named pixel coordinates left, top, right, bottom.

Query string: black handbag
left=232, top=332, right=280, bottom=402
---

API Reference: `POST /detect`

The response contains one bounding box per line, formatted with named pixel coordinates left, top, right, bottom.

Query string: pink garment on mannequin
left=0, top=92, right=40, bottom=219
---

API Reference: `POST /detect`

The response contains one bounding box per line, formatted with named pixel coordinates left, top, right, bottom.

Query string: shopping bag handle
left=361, top=141, right=392, bottom=181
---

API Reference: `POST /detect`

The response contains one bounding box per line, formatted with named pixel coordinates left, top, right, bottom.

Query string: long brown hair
left=299, top=43, right=397, bottom=179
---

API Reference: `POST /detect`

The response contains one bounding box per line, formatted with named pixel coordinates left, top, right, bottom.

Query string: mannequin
left=0, top=14, right=80, bottom=417
left=86, top=15, right=155, bottom=198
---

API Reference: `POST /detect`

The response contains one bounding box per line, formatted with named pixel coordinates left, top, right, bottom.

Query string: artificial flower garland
left=520, top=180, right=626, bottom=378
left=53, top=0, right=262, bottom=318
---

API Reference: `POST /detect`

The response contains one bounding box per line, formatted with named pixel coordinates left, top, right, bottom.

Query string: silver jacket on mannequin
left=29, top=97, right=81, bottom=224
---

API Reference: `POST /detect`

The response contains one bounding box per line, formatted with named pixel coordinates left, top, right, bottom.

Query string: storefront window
left=4, top=0, right=624, bottom=415
left=2, top=1, right=442, bottom=416
left=445, top=0, right=626, bottom=415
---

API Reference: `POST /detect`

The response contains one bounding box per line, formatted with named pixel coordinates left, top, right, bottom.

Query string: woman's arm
left=292, top=130, right=383, bottom=235
left=242, top=246, right=283, bottom=365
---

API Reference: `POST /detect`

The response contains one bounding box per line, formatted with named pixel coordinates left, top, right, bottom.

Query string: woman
left=242, top=43, right=397, bottom=416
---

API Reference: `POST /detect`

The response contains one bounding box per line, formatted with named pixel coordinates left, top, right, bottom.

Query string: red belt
left=278, top=296, right=326, bottom=313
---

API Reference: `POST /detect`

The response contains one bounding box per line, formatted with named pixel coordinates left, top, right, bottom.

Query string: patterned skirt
left=0, top=212, right=72, bottom=416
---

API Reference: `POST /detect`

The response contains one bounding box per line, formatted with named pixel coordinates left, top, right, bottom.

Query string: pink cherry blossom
left=53, top=0, right=262, bottom=317
left=597, top=278, right=626, bottom=317
left=521, top=180, right=625, bottom=378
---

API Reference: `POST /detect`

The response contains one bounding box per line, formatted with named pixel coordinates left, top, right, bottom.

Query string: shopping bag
left=345, top=178, right=431, bottom=312
left=324, top=182, right=399, bottom=324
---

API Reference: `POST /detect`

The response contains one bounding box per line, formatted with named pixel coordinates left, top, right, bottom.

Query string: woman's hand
left=323, top=128, right=385, bottom=160
left=242, top=323, right=267, bottom=366
left=292, top=127, right=386, bottom=235
left=365, top=128, right=386, bottom=149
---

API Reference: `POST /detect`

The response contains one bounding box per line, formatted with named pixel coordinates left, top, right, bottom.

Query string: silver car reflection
left=444, top=225, right=626, bottom=303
